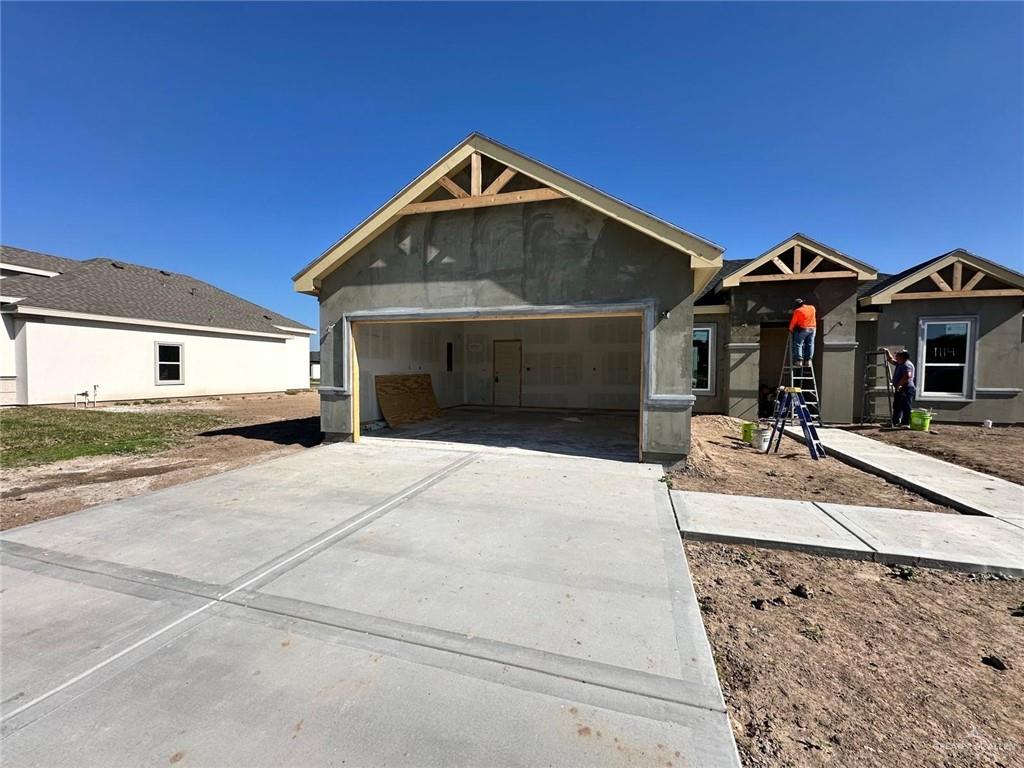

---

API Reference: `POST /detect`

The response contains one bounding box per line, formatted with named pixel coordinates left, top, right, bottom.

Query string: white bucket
left=755, top=428, right=771, bottom=452
left=983, top=419, right=993, bottom=429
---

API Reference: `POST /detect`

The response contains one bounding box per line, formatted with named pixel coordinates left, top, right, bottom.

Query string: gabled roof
left=859, top=248, right=1024, bottom=305
left=1, top=245, right=312, bottom=336
left=717, top=233, right=876, bottom=290
left=292, top=132, right=724, bottom=295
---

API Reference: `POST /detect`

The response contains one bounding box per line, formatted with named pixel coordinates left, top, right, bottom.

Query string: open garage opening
left=351, top=314, right=643, bottom=460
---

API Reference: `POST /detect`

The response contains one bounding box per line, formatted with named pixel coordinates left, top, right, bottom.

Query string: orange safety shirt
left=789, top=304, right=816, bottom=331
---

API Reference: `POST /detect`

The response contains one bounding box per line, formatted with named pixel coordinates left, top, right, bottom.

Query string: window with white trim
left=156, top=343, right=184, bottom=385
left=692, top=325, right=716, bottom=394
left=917, top=317, right=976, bottom=399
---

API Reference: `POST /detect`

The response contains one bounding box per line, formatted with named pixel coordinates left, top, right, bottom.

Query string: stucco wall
left=1, top=314, right=16, bottom=405
left=724, top=278, right=859, bottom=422
left=692, top=313, right=728, bottom=414
left=1, top=314, right=16, bottom=378
left=17, top=317, right=310, bottom=404
left=874, top=297, right=1023, bottom=423
left=318, top=198, right=697, bottom=457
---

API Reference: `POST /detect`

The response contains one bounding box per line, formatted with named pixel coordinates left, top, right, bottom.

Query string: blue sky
left=3, top=2, right=1022, bottom=340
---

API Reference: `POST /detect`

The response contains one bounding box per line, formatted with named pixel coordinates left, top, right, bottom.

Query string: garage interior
left=353, top=315, right=643, bottom=459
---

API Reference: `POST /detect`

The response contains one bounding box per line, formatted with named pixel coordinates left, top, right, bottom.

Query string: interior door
left=492, top=340, right=522, bottom=406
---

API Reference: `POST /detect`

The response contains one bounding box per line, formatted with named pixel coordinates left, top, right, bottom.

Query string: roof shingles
left=1, top=246, right=311, bottom=335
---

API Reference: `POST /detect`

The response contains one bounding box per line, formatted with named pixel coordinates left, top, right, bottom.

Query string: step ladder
left=766, top=387, right=827, bottom=460
left=860, top=351, right=895, bottom=425
left=778, top=333, right=823, bottom=426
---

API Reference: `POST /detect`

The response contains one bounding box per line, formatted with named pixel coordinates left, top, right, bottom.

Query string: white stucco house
left=1, top=245, right=313, bottom=405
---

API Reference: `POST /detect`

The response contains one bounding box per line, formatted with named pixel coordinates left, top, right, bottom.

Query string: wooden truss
left=399, top=152, right=565, bottom=216
left=736, top=243, right=858, bottom=284
left=890, top=259, right=1024, bottom=300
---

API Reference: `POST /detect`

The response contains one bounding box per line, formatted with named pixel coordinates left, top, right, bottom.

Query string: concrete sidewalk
left=672, top=490, right=1024, bottom=576
left=785, top=427, right=1024, bottom=527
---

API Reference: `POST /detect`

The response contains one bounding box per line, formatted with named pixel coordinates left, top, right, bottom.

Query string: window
left=692, top=325, right=716, bottom=394
left=155, top=343, right=183, bottom=385
left=446, top=341, right=454, bottom=372
left=917, top=317, right=976, bottom=399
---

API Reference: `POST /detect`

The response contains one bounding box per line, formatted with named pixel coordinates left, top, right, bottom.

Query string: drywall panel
left=463, top=316, right=641, bottom=409
left=355, top=322, right=464, bottom=422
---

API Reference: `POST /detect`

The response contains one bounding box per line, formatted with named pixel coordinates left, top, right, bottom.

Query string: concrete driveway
left=1, top=438, right=739, bottom=767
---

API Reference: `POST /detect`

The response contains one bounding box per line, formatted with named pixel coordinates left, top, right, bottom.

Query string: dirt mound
left=679, top=415, right=744, bottom=479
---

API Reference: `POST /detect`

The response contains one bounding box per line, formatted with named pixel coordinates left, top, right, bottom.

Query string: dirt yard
left=1, top=392, right=321, bottom=530
left=687, top=541, right=1024, bottom=768
left=844, top=423, right=1024, bottom=486
left=670, top=415, right=955, bottom=513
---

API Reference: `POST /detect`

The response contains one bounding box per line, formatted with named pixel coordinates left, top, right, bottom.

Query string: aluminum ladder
left=778, top=333, right=822, bottom=426
left=860, top=351, right=895, bottom=425
left=766, top=387, right=827, bottom=461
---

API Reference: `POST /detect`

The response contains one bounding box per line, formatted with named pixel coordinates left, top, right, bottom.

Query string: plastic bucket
left=754, top=428, right=771, bottom=452
left=741, top=422, right=756, bottom=444
left=910, top=409, right=932, bottom=432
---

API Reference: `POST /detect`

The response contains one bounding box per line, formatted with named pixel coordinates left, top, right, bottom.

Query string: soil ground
left=670, top=415, right=955, bottom=513
left=1, top=392, right=321, bottom=530
left=686, top=541, right=1024, bottom=768
left=844, top=423, right=1024, bottom=487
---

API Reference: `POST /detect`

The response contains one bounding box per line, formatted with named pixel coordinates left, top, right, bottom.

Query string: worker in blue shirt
left=880, top=347, right=916, bottom=427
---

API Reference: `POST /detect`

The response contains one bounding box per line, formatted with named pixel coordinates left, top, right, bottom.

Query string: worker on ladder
left=789, top=298, right=817, bottom=367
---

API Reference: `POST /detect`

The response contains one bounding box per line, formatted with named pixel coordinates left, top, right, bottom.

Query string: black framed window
left=156, top=343, right=183, bottom=384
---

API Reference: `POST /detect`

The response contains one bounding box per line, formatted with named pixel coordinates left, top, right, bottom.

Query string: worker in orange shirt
left=789, top=298, right=817, bottom=367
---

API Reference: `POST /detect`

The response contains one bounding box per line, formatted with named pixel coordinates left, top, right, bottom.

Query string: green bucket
left=910, top=409, right=932, bottom=432
left=741, top=422, right=756, bottom=444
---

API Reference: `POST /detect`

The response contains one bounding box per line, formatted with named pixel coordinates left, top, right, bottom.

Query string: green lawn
left=0, top=407, right=225, bottom=468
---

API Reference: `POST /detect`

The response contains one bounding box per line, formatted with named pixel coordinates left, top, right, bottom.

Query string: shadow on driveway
left=201, top=416, right=323, bottom=448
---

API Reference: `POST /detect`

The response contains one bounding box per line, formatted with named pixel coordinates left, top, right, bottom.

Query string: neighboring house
left=1, top=246, right=313, bottom=405
left=310, top=350, right=321, bottom=381
left=293, top=133, right=724, bottom=460
left=292, top=135, right=1023, bottom=459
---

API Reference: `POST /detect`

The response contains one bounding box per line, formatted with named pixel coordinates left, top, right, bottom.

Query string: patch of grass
left=798, top=624, right=824, bottom=643
left=890, top=564, right=917, bottom=581
left=0, top=407, right=225, bottom=468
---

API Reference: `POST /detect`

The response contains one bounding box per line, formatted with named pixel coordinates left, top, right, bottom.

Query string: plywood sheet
left=374, top=374, right=442, bottom=428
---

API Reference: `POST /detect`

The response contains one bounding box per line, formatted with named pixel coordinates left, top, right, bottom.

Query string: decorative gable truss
left=399, top=152, right=566, bottom=216
left=293, top=133, right=723, bottom=295
left=860, top=250, right=1024, bottom=306
left=721, top=235, right=876, bottom=288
